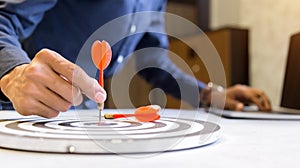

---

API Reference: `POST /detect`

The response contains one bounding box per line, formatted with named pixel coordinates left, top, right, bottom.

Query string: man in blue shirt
left=0, top=0, right=271, bottom=118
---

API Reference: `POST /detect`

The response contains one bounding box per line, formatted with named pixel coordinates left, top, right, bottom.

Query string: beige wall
left=211, top=0, right=300, bottom=106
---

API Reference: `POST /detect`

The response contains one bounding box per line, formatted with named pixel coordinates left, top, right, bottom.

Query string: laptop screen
left=281, top=32, right=300, bottom=110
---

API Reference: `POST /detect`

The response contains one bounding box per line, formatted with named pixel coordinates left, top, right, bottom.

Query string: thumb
left=225, top=98, right=244, bottom=111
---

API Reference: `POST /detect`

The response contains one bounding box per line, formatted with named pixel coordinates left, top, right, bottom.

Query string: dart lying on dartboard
left=104, top=105, right=161, bottom=122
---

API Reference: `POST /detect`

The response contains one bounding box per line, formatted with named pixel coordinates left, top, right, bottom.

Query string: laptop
left=213, top=32, right=300, bottom=120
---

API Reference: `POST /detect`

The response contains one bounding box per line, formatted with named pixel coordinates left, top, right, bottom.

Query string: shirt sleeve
left=0, top=0, right=58, bottom=78
left=0, top=0, right=57, bottom=102
left=134, top=1, right=206, bottom=107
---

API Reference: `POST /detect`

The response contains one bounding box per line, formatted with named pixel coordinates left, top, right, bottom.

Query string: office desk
left=0, top=109, right=299, bottom=168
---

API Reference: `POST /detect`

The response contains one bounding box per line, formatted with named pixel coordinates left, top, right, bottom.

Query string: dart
left=91, top=40, right=112, bottom=122
left=104, top=105, right=161, bottom=122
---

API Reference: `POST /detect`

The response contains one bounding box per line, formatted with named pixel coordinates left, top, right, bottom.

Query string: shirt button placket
left=130, top=24, right=137, bottom=34
left=117, top=55, right=124, bottom=63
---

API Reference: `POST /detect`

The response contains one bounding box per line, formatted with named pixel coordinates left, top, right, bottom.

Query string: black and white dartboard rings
left=0, top=110, right=220, bottom=154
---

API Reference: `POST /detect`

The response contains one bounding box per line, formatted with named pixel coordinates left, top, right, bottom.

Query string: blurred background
left=166, top=0, right=300, bottom=107
left=106, top=0, right=300, bottom=109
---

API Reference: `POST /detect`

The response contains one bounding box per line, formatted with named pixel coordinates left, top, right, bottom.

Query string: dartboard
left=0, top=110, right=220, bottom=154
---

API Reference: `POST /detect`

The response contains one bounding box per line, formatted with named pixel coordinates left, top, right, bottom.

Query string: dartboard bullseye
left=0, top=110, right=220, bottom=154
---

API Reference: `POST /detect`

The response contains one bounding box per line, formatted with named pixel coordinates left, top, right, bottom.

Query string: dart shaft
left=104, top=113, right=157, bottom=119
left=99, top=70, right=104, bottom=87
left=98, top=70, right=104, bottom=122
left=104, top=114, right=135, bottom=119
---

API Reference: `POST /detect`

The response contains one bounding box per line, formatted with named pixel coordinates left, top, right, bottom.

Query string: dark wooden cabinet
left=164, top=27, right=249, bottom=108
left=169, top=28, right=249, bottom=87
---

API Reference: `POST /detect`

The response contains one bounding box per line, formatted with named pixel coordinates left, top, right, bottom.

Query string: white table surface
left=0, top=109, right=300, bottom=168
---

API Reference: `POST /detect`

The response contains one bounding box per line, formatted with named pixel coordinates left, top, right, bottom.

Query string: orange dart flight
left=91, top=40, right=112, bottom=122
left=91, top=40, right=112, bottom=87
left=104, top=105, right=161, bottom=122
